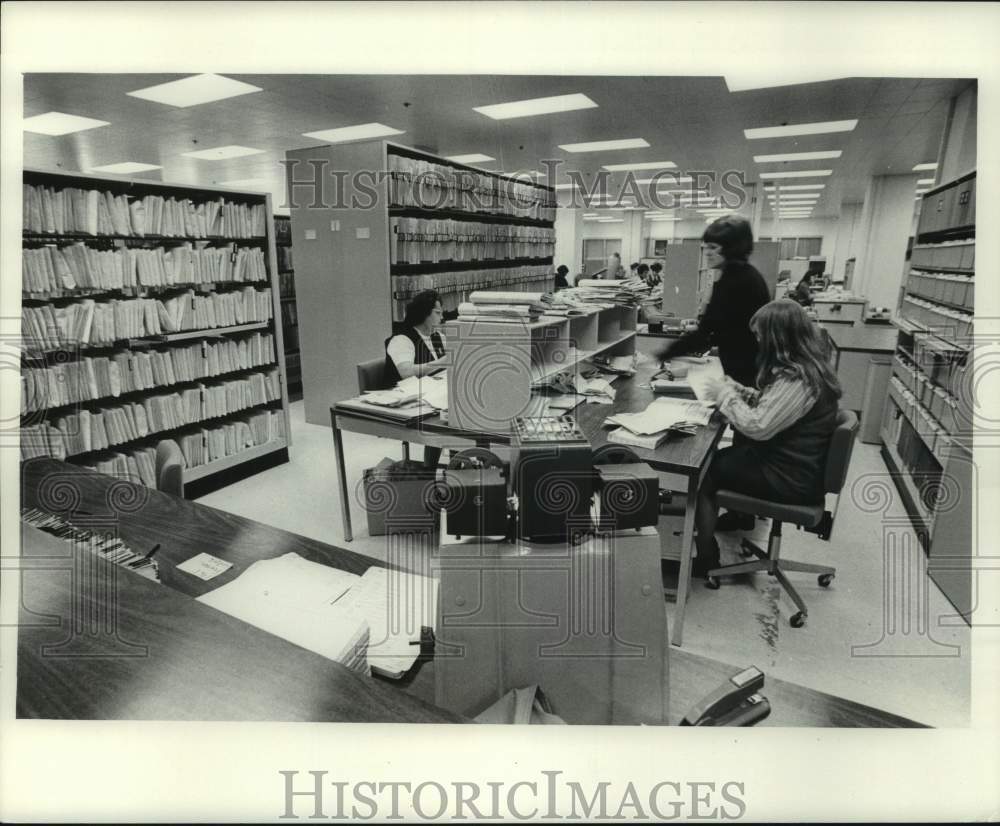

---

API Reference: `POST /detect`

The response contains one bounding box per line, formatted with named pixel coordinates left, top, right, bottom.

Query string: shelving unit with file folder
left=21, top=168, right=292, bottom=496
left=286, top=140, right=557, bottom=424
left=445, top=305, right=637, bottom=432
left=879, top=169, right=975, bottom=622
left=274, top=215, right=301, bottom=398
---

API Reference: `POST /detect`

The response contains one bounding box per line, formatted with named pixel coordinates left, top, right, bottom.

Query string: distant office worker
left=554, top=264, right=571, bottom=291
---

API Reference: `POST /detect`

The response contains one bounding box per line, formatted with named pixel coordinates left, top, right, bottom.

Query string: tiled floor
left=198, top=400, right=972, bottom=727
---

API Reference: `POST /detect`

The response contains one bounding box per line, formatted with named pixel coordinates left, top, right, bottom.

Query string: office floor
left=198, top=400, right=972, bottom=728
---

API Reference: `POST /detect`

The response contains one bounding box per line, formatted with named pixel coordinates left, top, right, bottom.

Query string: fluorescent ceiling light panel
left=474, top=93, right=597, bottom=120
left=913, top=162, right=938, bottom=172
left=88, top=161, right=161, bottom=174
left=558, top=138, right=650, bottom=153
left=444, top=153, right=495, bottom=164
left=754, top=150, right=842, bottom=163
left=764, top=184, right=826, bottom=191
left=602, top=160, right=677, bottom=172
left=23, top=111, right=110, bottom=136
left=218, top=178, right=270, bottom=190
left=769, top=194, right=821, bottom=200
left=759, top=170, right=833, bottom=179
left=916, top=178, right=936, bottom=186
left=648, top=216, right=679, bottom=221
left=745, top=119, right=858, bottom=140
left=303, top=123, right=405, bottom=143
left=597, top=218, right=624, bottom=222
left=726, top=75, right=848, bottom=93
left=583, top=213, right=600, bottom=217
left=639, top=177, right=695, bottom=186
left=126, top=74, right=262, bottom=108
left=181, top=145, right=265, bottom=160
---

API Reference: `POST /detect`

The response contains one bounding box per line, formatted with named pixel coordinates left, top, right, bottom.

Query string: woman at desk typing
left=385, top=289, right=448, bottom=467
left=694, top=300, right=842, bottom=588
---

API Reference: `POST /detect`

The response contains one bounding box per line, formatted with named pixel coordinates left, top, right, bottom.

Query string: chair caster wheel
left=818, top=573, right=834, bottom=587
left=790, top=612, right=806, bottom=628
left=704, top=575, right=721, bottom=591
left=739, top=539, right=755, bottom=558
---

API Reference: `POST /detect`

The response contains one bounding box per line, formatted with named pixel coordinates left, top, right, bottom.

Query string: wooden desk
left=331, top=361, right=726, bottom=646
left=17, top=459, right=464, bottom=723
left=17, top=460, right=924, bottom=728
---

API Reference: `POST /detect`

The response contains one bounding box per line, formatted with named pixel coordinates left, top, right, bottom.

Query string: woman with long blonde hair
left=695, top=299, right=842, bottom=587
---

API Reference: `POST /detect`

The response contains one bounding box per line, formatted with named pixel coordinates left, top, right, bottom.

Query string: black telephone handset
left=680, top=665, right=771, bottom=726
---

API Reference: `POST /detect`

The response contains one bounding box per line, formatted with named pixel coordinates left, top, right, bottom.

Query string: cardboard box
left=364, top=457, right=440, bottom=536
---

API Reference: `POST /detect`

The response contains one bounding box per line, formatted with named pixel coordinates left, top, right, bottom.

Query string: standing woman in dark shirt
left=657, top=215, right=771, bottom=530
left=657, top=215, right=770, bottom=387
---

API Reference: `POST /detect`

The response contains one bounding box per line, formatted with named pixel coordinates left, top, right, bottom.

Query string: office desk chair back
left=708, top=409, right=859, bottom=628
left=357, top=357, right=388, bottom=393
left=356, top=356, right=411, bottom=462
left=155, top=439, right=185, bottom=498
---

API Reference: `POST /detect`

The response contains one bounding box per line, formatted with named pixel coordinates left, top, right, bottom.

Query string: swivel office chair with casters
left=356, top=356, right=411, bottom=462
left=155, top=439, right=185, bottom=498
left=707, top=409, right=859, bottom=628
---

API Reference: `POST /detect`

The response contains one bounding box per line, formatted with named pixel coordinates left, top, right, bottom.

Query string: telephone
left=680, top=665, right=771, bottom=726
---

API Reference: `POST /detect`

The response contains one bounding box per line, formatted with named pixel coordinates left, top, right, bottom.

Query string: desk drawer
left=814, top=301, right=865, bottom=323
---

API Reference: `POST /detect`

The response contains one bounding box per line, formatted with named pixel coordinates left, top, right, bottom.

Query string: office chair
left=155, top=439, right=185, bottom=497
left=356, top=356, right=411, bottom=462
left=707, top=410, right=859, bottom=628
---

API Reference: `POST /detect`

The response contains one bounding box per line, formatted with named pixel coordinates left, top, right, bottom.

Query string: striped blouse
left=716, top=375, right=816, bottom=442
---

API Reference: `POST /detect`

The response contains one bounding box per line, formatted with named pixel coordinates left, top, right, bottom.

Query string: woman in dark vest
left=694, top=299, right=842, bottom=587
left=385, top=289, right=447, bottom=467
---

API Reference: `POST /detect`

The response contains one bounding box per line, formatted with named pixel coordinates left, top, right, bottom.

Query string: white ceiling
left=23, top=74, right=972, bottom=219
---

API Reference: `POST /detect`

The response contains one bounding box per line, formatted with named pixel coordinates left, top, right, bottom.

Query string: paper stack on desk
left=196, top=553, right=370, bottom=673
left=196, top=553, right=440, bottom=680
left=605, top=397, right=712, bottom=449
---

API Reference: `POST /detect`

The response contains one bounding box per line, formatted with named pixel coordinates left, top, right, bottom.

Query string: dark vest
left=384, top=327, right=445, bottom=386
left=751, top=388, right=840, bottom=504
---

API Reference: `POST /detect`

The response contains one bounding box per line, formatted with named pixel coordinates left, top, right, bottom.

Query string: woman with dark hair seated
left=694, top=299, right=843, bottom=587
left=385, top=289, right=447, bottom=467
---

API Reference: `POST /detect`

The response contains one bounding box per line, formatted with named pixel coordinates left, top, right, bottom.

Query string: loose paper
left=176, top=552, right=234, bottom=581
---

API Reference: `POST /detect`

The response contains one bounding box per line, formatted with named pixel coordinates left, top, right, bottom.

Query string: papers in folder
left=196, top=553, right=439, bottom=679
left=197, top=553, right=370, bottom=673
left=338, top=374, right=448, bottom=422
left=605, top=397, right=713, bottom=449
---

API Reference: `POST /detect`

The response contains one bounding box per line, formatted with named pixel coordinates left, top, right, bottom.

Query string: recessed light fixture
left=648, top=216, right=680, bottom=221
left=915, top=189, right=929, bottom=195
left=126, top=74, right=262, bottom=108
left=643, top=177, right=696, bottom=186
left=473, top=93, right=597, bottom=120
left=23, top=111, right=110, bottom=136
left=303, top=123, right=405, bottom=143
left=583, top=213, right=600, bottom=217
left=912, top=162, right=938, bottom=172
left=181, top=145, right=265, bottom=161
left=745, top=120, right=858, bottom=140
left=916, top=178, right=936, bottom=186
left=558, top=138, right=650, bottom=153
left=596, top=218, right=625, bottom=223
left=769, top=194, right=821, bottom=200
left=759, top=170, right=833, bottom=179
left=218, top=178, right=271, bottom=190
left=763, top=184, right=826, bottom=191
left=754, top=150, right=843, bottom=163
left=88, top=161, right=161, bottom=174
left=444, top=153, right=495, bottom=164
left=726, top=75, right=848, bottom=93
left=602, top=160, right=677, bottom=172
